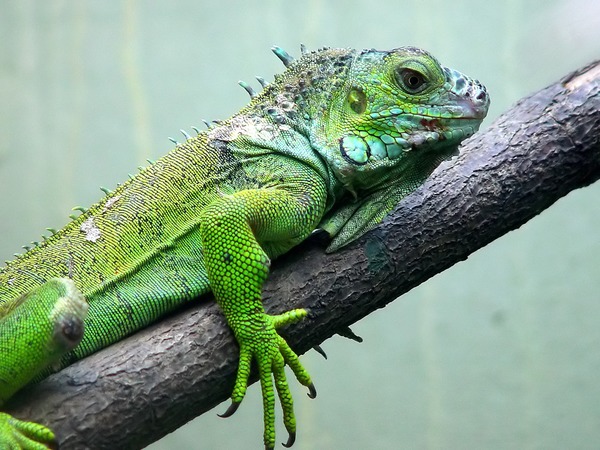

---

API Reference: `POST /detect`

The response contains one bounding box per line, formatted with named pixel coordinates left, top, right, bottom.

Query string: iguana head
left=244, top=46, right=489, bottom=250
left=303, top=46, right=489, bottom=195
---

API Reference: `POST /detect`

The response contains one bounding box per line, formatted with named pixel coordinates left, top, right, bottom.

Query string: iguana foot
left=0, top=412, right=57, bottom=450
left=220, top=308, right=315, bottom=449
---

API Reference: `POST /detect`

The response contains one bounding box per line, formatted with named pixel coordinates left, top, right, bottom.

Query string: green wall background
left=1, top=1, right=598, bottom=449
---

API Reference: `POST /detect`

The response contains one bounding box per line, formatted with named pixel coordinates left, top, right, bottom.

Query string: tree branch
left=6, top=61, right=600, bottom=449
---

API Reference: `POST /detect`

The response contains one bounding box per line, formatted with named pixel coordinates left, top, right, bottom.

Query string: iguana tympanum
left=0, top=45, right=489, bottom=449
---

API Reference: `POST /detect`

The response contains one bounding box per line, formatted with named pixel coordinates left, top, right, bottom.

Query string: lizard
left=0, top=45, right=489, bottom=449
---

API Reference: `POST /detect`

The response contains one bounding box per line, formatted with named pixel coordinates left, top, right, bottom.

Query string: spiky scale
left=271, top=46, right=294, bottom=67
left=146, top=158, right=156, bottom=164
left=300, top=43, right=307, bottom=55
left=191, top=126, right=201, bottom=135
left=238, top=80, right=256, bottom=98
left=180, top=129, right=191, bottom=140
left=202, top=119, right=211, bottom=129
left=168, top=137, right=179, bottom=145
left=99, top=187, right=112, bottom=195
left=256, top=76, right=267, bottom=88
left=72, top=206, right=87, bottom=213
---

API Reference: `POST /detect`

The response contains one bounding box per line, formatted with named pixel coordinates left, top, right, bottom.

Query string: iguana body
left=0, top=46, right=488, bottom=449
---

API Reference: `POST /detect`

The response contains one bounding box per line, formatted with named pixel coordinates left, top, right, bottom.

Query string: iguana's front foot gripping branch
left=220, top=309, right=316, bottom=449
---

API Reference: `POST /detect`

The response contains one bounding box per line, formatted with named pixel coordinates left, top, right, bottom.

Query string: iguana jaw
left=337, top=111, right=485, bottom=169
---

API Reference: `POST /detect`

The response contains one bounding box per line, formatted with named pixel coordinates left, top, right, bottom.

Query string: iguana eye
left=396, top=68, right=428, bottom=94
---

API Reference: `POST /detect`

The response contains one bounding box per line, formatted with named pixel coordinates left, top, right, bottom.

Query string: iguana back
left=0, top=124, right=328, bottom=366
left=0, top=133, right=215, bottom=361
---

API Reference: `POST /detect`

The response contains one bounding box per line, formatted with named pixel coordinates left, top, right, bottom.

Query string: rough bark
left=6, top=61, right=600, bottom=449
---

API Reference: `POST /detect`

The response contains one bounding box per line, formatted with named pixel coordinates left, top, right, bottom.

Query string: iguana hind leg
left=0, top=278, right=88, bottom=449
left=0, top=413, right=57, bottom=450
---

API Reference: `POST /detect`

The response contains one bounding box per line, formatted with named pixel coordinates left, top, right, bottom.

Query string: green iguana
left=0, top=45, right=489, bottom=449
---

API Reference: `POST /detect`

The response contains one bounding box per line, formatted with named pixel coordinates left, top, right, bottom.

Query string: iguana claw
left=312, top=344, right=327, bottom=359
left=217, top=401, right=240, bottom=418
left=307, top=382, right=317, bottom=399
left=282, top=431, right=296, bottom=448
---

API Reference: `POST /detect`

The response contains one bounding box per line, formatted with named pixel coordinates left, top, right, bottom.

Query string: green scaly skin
left=0, top=46, right=488, bottom=449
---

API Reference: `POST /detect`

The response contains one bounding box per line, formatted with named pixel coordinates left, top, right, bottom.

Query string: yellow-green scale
left=0, top=132, right=247, bottom=367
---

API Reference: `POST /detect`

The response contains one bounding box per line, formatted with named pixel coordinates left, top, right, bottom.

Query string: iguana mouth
left=339, top=113, right=481, bottom=165
left=447, top=94, right=489, bottom=121
left=402, top=121, right=480, bottom=149
left=394, top=108, right=485, bottom=149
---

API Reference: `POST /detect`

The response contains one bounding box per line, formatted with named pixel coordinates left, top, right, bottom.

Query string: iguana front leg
left=199, top=184, right=326, bottom=449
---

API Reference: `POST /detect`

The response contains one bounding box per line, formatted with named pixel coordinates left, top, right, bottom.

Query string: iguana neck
left=237, top=47, right=356, bottom=140
left=205, top=49, right=357, bottom=208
